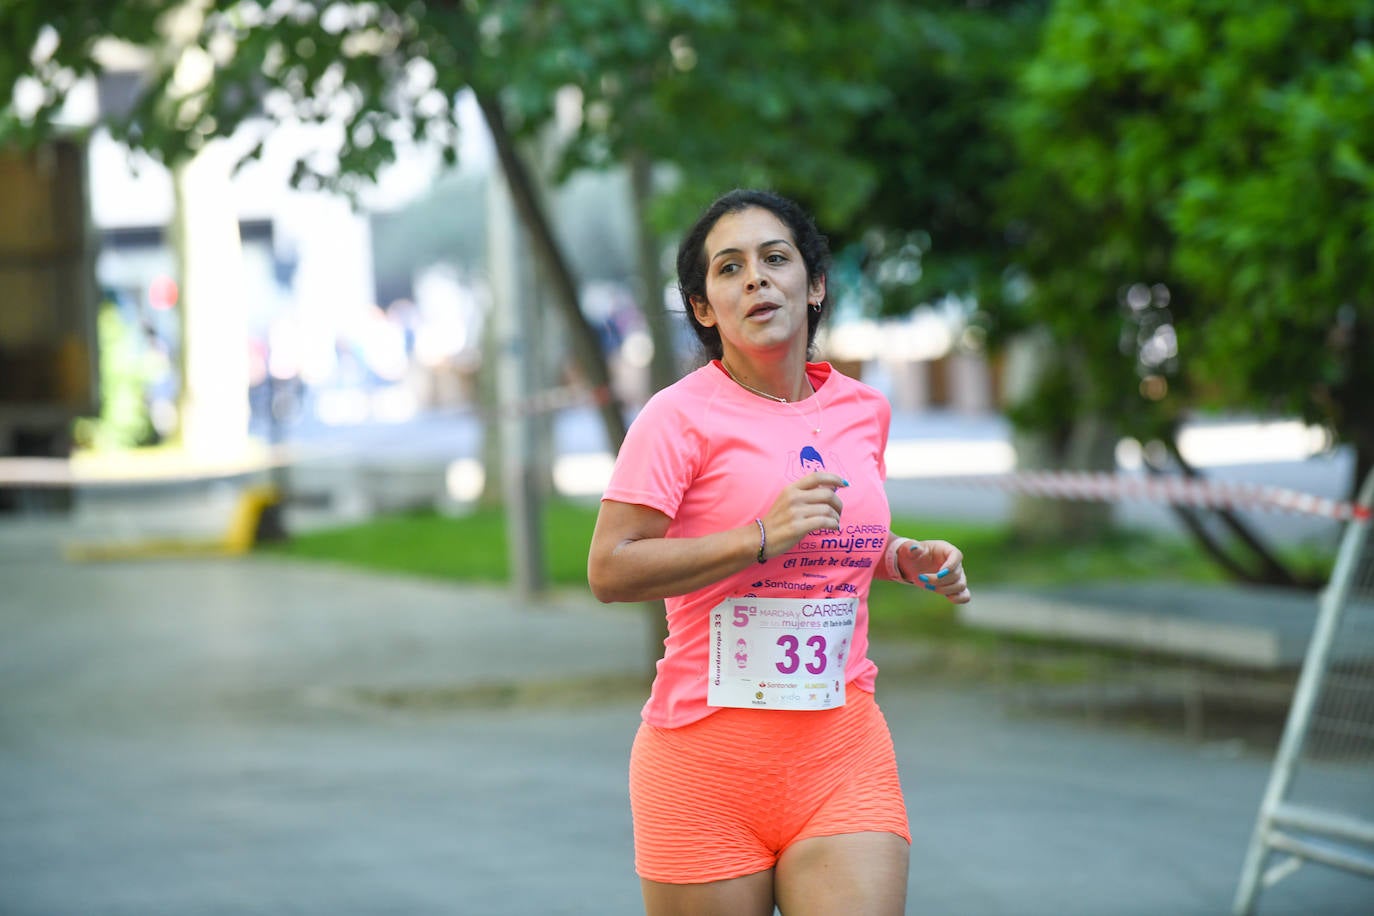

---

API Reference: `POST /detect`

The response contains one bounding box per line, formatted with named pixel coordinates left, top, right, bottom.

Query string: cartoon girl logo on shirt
left=787, top=445, right=848, bottom=483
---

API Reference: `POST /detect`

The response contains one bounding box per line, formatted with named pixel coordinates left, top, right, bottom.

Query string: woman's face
left=691, top=207, right=824, bottom=365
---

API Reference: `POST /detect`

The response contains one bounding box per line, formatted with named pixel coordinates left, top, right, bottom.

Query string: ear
left=690, top=296, right=717, bottom=328
left=809, top=275, right=827, bottom=306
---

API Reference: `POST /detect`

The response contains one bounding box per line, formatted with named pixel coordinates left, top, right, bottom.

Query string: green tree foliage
left=1003, top=0, right=1374, bottom=496
left=0, top=0, right=888, bottom=227
left=534, top=0, right=1046, bottom=310
left=0, top=3, right=163, bottom=144
left=844, top=1, right=1046, bottom=316
left=4, top=2, right=508, bottom=192
left=516, top=1, right=890, bottom=229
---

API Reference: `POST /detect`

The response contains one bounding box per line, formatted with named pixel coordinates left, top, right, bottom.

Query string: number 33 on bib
left=707, top=597, right=856, bottom=710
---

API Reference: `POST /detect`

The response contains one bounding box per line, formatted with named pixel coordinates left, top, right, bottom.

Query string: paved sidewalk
left=1, top=550, right=1371, bottom=915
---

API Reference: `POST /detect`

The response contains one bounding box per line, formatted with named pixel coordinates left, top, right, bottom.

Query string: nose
left=744, top=259, right=770, bottom=290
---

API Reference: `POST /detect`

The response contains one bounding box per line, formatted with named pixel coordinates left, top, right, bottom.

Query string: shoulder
left=623, top=365, right=722, bottom=442
left=633, top=364, right=717, bottom=420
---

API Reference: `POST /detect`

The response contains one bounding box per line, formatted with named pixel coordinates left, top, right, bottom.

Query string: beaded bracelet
left=755, top=518, right=767, bottom=564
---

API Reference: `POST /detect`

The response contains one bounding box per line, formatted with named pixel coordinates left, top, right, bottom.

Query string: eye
left=765, top=252, right=788, bottom=265
left=717, top=262, right=740, bottom=275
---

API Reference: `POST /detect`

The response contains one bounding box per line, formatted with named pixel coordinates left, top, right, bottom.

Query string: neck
left=719, top=354, right=811, bottom=402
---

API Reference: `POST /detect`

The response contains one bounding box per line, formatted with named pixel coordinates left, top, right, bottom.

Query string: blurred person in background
left=589, top=189, right=971, bottom=915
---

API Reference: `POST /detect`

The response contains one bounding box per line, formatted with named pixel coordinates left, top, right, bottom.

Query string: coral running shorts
left=628, top=688, right=910, bottom=884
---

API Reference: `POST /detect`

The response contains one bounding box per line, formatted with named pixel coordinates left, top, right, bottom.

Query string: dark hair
left=676, top=189, right=831, bottom=361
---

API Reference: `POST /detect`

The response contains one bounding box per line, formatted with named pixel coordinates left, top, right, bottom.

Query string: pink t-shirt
left=603, top=360, right=892, bottom=728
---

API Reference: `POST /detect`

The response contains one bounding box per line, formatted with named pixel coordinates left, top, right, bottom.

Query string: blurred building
left=0, top=140, right=97, bottom=498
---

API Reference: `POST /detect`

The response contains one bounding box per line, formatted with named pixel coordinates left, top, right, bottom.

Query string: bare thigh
left=641, top=868, right=776, bottom=916
left=774, top=831, right=910, bottom=916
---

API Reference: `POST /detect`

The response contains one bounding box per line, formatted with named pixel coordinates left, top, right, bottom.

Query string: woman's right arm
left=587, top=501, right=760, bottom=603
left=586, top=473, right=848, bottom=604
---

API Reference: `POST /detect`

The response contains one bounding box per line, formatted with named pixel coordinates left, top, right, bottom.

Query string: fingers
left=795, top=471, right=849, bottom=492
left=906, top=539, right=971, bottom=604
left=761, top=476, right=848, bottom=557
left=784, top=475, right=846, bottom=520
left=786, top=487, right=843, bottom=531
left=796, top=473, right=846, bottom=528
left=925, top=572, right=971, bottom=604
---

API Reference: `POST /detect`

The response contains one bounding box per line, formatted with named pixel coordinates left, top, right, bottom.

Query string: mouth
left=746, top=302, right=782, bottom=319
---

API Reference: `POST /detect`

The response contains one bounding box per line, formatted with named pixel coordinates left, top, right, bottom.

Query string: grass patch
left=261, top=501, right=599, bottom=587
left=268, top=506, right=1232, bottom=588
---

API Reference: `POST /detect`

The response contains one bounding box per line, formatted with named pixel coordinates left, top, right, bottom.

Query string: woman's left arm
left=878, top=534, right=971, bottom=604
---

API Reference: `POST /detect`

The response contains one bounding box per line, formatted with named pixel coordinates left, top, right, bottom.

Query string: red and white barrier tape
left=925, top=471, right=1370, bottom=522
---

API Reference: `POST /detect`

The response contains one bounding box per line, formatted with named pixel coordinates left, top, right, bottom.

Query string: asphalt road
left=2, top=554, right=1370, bottom=915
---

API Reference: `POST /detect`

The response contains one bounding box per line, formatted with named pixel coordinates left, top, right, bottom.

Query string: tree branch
left=473, top=87, right=628, bottom=452
left=1150, top=436, right=1320, bottom=589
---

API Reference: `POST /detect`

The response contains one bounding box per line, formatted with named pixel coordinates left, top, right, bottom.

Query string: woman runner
left=588, top=188, right=972, bottom=915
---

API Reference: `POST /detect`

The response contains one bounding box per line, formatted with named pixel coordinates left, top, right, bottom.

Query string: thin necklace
left=720, top=360, right=788, bottom=402
left=720, top=360, right=824, bottom=435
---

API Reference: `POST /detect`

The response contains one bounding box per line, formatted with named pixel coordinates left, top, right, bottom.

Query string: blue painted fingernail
left=924, top=584, right=936, bottom=592
left=841, top=479, right=850, bottom=487
left=937, top=568, right=950, bottom=579
left=918, top=574, right=930, bottom=583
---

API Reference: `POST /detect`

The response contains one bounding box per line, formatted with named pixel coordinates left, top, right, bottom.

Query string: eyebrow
left=709, top=238, right=794, bottom=264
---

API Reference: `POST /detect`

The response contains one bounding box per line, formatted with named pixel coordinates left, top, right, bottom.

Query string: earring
left=810, top=302, right=822, bottom=313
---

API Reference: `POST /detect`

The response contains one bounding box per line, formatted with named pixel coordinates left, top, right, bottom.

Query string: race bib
left=707, top=597, right=856, bottom=710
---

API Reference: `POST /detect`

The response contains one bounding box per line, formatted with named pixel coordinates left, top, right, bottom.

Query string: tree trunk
left=477, top=298, right=503, bottom=509
left=629, top=150, right=680, bottom=395
left=1150, top=438, right=1321, bottom=589
left=1331, top=306, right=1374, bottom=503
left=1356, top=445, right=1373, bottom=506
left=1003, top=331, right=1115, bottom=541
left=171, top=144, right=251, bottom=459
